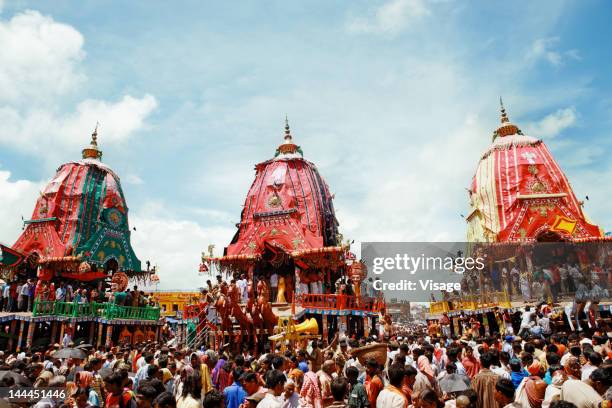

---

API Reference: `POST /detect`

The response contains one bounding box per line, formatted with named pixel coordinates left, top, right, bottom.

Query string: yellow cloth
left=161, top=368, right=173, bottom=384
left=201, top=364, right=213, bottom=395
left=277, top=277, right=286, bottom=303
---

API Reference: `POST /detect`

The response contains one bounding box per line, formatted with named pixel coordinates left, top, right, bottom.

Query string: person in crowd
left=105, top=371, right=137, bottom=407
left=328, top=376, right=349, bottom=408
left=176, top=372, right=202, bottom=408
left=346, top=366, right=369, bottom=408
left=470, top=352, right=499, bottom=408
left=223, top=368, right=247, bottom=408
left=376, top=365, right=407, bottom=408
left=494, top=378, right=519, bottom=408
left=259, top=369, right=286, bottom=408
left=364, top=359, right=384, bottom=407
left=461, top=346, right=481, bottom=380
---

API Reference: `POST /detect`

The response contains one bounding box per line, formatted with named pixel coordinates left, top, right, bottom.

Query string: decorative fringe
left=481, top=135, right=542, bottom=160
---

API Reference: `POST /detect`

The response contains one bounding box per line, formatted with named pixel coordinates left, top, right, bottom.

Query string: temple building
left=216, top=118, right=344, bottom=296
left=466, top=101, right=604, bottom=243
left=189, top=120, right=384, bottom=351
left=12, top=126, right=143, bottom=282
left=0, top=127, right=158, bottom=353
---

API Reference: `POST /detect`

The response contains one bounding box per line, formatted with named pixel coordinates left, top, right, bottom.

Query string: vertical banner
left=322, top=316, right=328, bottom=342
left=89, top=322, right=95, bottom=344
left=16, top=321, right=25, bottom=352
left=50, top=322, right=58, bottom=345
left=482, top=314, right=490, bottom=336
left=59, top=322, right=65, bottom=345
left=105, top=324, right=113, bottom=347
left=7, top=321, right=17, bottom=351
left=97, top=323, right=104, bottom=347
left=26, top=321, right=36, bottom=350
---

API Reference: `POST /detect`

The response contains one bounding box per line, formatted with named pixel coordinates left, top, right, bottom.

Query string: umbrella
left=52, top=347, right=87, bottom=360
left=439, top=373, right=470, bottom=393
left=0, top=370, right=32, bottom=386
left=75, top=343, right=93, bottom=349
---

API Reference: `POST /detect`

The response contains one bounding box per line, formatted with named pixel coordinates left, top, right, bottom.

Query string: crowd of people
left=0, top=310, right=610, bottom=408
left=0, top=279, right=36, bottom=313
left=202, top=271, right=382, bottom=306
left=0, top=279, right=161, bottom=314
left=460, top=261, right=610, bottom=304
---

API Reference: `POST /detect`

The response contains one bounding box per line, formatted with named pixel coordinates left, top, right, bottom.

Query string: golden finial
left=500, top=96, right=509, bottom=123
left=493, top=98, right=521, bottom=139
left=275, top=116, right=302, bottom=157
left=92, top=122, right=99, bottom=145
left=82, top=122, right=103, bottom=160
left=284, top=115, right=293, bottom=143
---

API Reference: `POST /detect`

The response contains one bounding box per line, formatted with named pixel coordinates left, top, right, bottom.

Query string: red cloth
left=462, top=356, right=481, bottom=379
left=216, top=368, right=232, bottom=392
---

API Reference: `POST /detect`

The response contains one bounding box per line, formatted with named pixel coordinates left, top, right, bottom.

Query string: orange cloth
left=365, top=374, right=384, bottom=408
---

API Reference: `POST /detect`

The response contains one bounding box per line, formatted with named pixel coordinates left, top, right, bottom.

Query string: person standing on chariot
left=567, top=275, right=589, bottom=331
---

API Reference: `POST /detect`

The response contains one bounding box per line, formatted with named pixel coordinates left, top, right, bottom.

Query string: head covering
left=524, top=377, right=547, bottom=408
left=527, top=361, right=541, bottom=376
left=66, top=381, right=78, bottom=398
left=289, top=368, right=304, bottom=382
left=417, top=355, right=434, bottom=378
left=77, top=371, right=94, bottom=388
left=562, top=356, right=580, bottom=369
left=35, top=371, right=54, bottom=387
left=182, top=365, right=194, bottom=376
left=161, top=368, right=172, bottom=384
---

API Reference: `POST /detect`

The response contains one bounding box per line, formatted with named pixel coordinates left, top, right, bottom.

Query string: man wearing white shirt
left=55, top=283, right=66, bottom=302
left=580, top=352, right=602, bottom=381
left=519, top=306, right=535, bottom=337
left=258, top=370, right=285, bottom=408
left=538, top=314, right=551, bottom=335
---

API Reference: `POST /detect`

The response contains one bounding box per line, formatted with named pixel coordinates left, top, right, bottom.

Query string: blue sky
left=0, top=0, right=610, bottom=289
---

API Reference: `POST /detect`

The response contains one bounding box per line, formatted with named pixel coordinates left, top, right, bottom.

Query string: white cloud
left=346, top=0, right=430, bottom=35
left=0, top=10, right=157, bottom=161
left=131, top=202, right=235, bottom=289
left=568, top=166, right=612, bottom=234
left=60, top=95, right=158, bottom=144
left=0, top=10, right=85, bottom=104
left=0, top=169, right=43, bottom=245
left=124, top=174, right=145, bottom=185
left=0, top=94, right=158, bottom=156
left=525, top=107, right=577, bottom=138
left=527, top=37, right=581, bottom=67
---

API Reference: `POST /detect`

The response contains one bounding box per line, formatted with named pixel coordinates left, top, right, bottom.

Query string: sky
left=0, top=0, right=610, bottom=289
